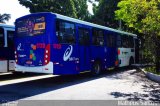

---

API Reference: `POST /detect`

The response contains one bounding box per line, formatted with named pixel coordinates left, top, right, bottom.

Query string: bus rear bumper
left=15, top=62, right=53, bottom=74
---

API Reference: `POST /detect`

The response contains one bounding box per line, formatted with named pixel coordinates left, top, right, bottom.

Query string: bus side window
left=121, top=35, right=128, bottom=48
left=106, top=34, right=116, bottom=47
left=128, top=36, right=134, bottom=48
left=56, top=20, right=61, bottom=42
left=78, top=28, right=90, bottom=45
left=117, top=35, right=122, bottom=47
left=56, top=20, right=75, bottom=44
left=0, top=28, right=4, bottom=47
left=92, top=28, right=104, bottom=46
left=7, top=31, right=14, bottom=48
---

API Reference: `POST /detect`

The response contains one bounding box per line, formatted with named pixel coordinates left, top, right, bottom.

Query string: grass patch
left=145, top=66, right=160, bottom=75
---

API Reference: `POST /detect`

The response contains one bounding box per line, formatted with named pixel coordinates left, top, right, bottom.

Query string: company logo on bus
left=17, top=43, right=23, bottom=51
left=63, top=45, right=73, bottom=61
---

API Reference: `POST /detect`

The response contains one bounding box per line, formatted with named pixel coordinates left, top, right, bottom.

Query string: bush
left=145, top=66, right=160, bottom=75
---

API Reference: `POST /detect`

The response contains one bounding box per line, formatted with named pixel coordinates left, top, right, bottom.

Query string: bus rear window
left=16, top=16, right=46, bottom=37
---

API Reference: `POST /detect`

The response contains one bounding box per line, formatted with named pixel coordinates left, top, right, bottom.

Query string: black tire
left=129, top=57, right=134, bottom=67
left=114, top=66, right=119, bottom=71
left=91, top=61, right=101, bottom=76
left=12, top=71, right=23, bottom=75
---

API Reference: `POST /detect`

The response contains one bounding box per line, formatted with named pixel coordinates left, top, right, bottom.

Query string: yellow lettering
left=34, top=22, right=46, bottom=30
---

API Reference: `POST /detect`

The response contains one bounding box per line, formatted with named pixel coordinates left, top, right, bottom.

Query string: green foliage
left=140, top=36, right=156, bottom=64
left=143, top=46, right=155, bottom=63
left=18, top=0, right=91, bottom=20
left=91, top=0, right=120, bottom=28
left=115, top=0, right=160, bottom=71
left=18, top=0, right=77, bottom=18
left=0, top=13, right=11, bottom=23
left=115, top=0, right=160, bottom=35
left=73, top=0, right=91, bottom=21
left=145, top=66, right=160, bottom=75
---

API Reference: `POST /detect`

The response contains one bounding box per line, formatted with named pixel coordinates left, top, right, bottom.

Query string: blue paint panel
left=90, top=46, right=106, bottom=69
left=105, top=47, right=117, bottom=68
left=51, top=44, right=79, bottom=75
left=78, top=46, right=91, bottom=71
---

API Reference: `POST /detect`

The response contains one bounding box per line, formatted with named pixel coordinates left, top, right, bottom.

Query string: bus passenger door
left=7, top=30, right=15, bottom=70
left=78, top=27, right=90, bottom=72
left=0, top=27, right=8, bottom=72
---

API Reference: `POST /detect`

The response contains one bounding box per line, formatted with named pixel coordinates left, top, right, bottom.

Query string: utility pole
left=119, top=19, right=122, bottom=30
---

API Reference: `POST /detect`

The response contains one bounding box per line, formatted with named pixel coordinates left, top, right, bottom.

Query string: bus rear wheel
left=91, top=61, right=101, bottom=76
left=129, top=57, right=134, bottom=68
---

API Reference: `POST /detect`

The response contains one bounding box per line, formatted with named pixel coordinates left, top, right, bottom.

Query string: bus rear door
left=78, top=27, right=91, bottom=72
left=6, top=29, right=15, bottom=70
left=0, top=27, right=8, bottom=72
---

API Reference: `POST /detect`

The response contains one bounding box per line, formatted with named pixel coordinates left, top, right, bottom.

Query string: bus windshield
left=16, top=16, right=46, bottom=37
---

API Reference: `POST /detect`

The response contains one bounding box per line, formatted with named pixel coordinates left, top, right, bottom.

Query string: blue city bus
left=0, top=24, right=15, bottom=73
left=15, top=12, right=137, bottom=75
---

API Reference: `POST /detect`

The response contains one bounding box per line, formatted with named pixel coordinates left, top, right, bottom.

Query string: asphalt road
left=0, top=67, right=159, bottom=102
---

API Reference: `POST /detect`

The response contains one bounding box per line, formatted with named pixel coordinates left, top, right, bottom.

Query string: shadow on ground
left=110, top=66, right=160, bottom=102
left=0, top=73, right=44, bottom=81
left=0, top=66, right=159, bottom=103
left=0, top=67, right=129, bottom=103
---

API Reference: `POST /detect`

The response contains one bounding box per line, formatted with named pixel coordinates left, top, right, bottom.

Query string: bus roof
left=54, top=13, right=137, bottom=37
left=16, top=12, right=137, bottom=37
left=0, top=23, right=15, bottom=29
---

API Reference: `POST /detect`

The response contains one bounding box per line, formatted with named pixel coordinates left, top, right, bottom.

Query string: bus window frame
left=106, top=32, right=116, bottom=48
left=78, top=27, right=90, bottom=46
left=0, top=27, right=4, bottom=47
left=121, top=34, right=128, bottom=48
left=56, top=19, right=76, bottom=44
left=116, top=34, right=122, bottom=48
left=7, top=30, right=14, bottom=48
left=128, top=36, right=134, bottom=48
left=92, top=28, right=104, bottom=46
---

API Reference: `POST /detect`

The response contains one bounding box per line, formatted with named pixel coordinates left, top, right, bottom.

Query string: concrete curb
left=142, top=69, right=160, bottom=83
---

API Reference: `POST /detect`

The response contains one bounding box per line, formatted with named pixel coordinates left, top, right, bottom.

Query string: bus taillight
left=118, top=49, right=120, bottom=55
left=44, top=44, right=50, bottom=65
left=115, top=60, right=119, bottom=66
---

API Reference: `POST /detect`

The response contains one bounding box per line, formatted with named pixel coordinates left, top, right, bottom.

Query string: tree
left=91, top=0, right=120, bottom=28
left=0, top=13, right=11, bottom=23
left=18, top=0, right=90, bottom=20
left=73, top=0, right=91, bottom=21
left=115, top=0, right=160, bottom=72
left=18, top=0, right=77, bottom=18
